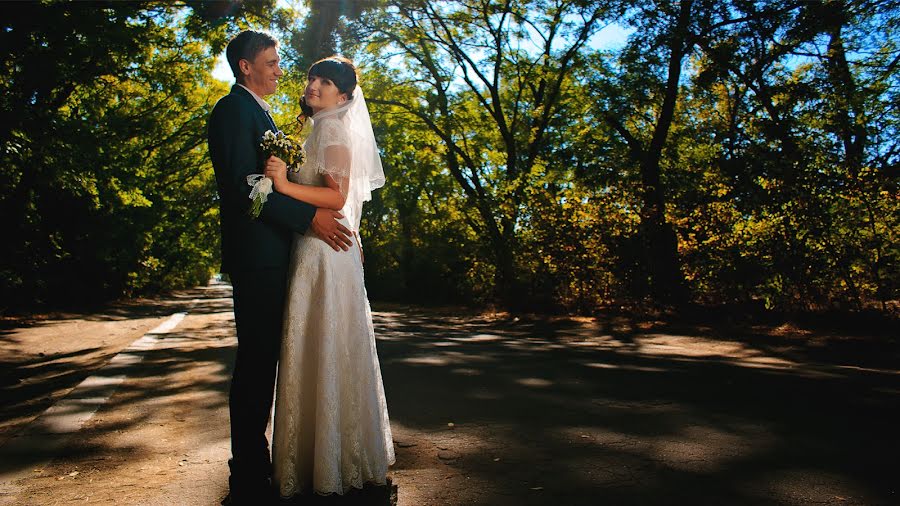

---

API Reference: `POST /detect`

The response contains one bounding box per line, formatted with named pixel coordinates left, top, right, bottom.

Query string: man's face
left=241, top=46, right=283, bottom=96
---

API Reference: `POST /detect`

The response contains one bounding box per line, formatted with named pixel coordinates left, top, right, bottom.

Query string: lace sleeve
left=322, top=145, right=351, bottom=198
left=314, top=117, right=351, bottom=197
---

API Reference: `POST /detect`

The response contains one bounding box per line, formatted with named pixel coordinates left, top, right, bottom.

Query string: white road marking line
left=0, top=312, right=187, bottom=486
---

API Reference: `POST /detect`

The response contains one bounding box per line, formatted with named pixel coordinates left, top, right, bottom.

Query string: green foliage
left=345, top=0, right=898, bottom=312
left=1, top=0, right=897, bottom=315
left=0, top=1, right=267, bottom=308
left=349, top=0, right=613, bottom=308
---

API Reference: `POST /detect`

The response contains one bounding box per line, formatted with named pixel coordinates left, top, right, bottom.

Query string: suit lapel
left=263, top=110, right=279, bottom=133
left=230, top=85, right=279, bottom=133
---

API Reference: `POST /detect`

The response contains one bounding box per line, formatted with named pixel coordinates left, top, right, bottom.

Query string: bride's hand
left=264, top=156, right=288, bottom=190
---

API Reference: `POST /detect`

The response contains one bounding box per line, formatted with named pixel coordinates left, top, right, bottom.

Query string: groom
left=207, top=30, right=353, bottom=504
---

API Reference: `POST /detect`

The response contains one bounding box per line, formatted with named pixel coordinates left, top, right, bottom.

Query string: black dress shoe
left=223, top=478, right=277, bottom=505
left=222, top=490, right=278, bottom=506
left=226, top=455, right=276, bottom=504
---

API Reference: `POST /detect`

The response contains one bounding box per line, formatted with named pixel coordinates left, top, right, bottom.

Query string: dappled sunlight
left=449, top=367, right=481, bottom=376
left=448, top=333, right=505, bottom=343
left=0, top=284, right=237, bottom=502
left=396, top=355, right=452, bottom=367
left=645, top=424, right=777, bottom=473
left=367, top=304, right=898, bottom=503
left=430, top=340, right=462, bottom=347
left=637, top=333, right=799, bottom=365
left=467, top=389, right=502, bottom=401
left=583, top=361, right=669, bottom=373
left=745, top=468, right=873, bottom=504
left=2, top=292, right=895, bottom=504
left=0, top=0, right=895, bottom=503
left=515, top=377, right=554, bottom=388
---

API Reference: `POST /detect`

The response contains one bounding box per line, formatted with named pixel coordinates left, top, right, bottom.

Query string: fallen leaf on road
left=68, top=471, right=79, bottom=477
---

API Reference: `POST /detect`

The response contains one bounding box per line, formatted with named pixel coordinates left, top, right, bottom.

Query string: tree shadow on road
left=0, top=285, right=237, bottom=504
left=0, top=283, right=237, bottom=441
left=371, top=304, right=899, bottom=505
left=2, top=288, right=897, bottom=505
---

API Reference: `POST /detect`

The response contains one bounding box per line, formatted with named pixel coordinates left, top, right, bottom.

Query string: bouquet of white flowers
left=247, top=130, right=306, bottom=218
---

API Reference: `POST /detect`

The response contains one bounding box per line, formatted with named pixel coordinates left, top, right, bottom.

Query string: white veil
left=310, top=85, right=385, bottom=236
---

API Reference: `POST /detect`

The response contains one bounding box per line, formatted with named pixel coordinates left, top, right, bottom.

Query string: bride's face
left=304, top=75, right=348, bottom=114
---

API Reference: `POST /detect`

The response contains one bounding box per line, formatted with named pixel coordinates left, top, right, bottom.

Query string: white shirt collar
left=236, top=83, right=271, bottom=112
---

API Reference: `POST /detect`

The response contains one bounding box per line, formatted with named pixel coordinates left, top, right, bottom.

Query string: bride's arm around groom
left=208, top=85, right=353, bottom=271
left=208, top=93, right=315, bottom=237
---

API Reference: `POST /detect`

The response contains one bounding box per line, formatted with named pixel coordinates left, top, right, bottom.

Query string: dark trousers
left=228, top=268, right=289, bottom=488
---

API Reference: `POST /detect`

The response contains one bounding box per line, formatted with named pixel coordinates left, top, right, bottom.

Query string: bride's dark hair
left=298, top=56, right=358, bottom=123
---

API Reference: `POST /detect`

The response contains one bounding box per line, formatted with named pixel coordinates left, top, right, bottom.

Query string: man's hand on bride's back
left=311, top=209, right=353, bottom=251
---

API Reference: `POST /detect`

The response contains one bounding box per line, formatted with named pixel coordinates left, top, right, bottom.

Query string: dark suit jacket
left=207, top=85, right=316, bottom=274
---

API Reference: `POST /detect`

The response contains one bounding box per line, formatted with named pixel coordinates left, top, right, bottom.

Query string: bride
left=262, top=56, right=395, bottom=500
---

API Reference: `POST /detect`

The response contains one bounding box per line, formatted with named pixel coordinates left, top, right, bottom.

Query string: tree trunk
left=638, top=0, right=693, bottom=303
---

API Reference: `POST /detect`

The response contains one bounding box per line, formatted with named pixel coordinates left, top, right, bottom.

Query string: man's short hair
left=226, top=30, right=278, bottom=81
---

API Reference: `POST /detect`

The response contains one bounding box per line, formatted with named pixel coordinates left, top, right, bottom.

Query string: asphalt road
left=0, top=281, right=897, bottom=505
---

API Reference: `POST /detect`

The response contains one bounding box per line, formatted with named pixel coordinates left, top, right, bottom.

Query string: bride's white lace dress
left=271, top=114, right=395, bottom=498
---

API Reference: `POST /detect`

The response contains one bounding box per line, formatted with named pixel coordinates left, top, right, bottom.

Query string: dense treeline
left=351, top=0, right=900, bottom=313
left=0, top=1, right=271, bottom=308
left=1, top=0, right=897, bottom=315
